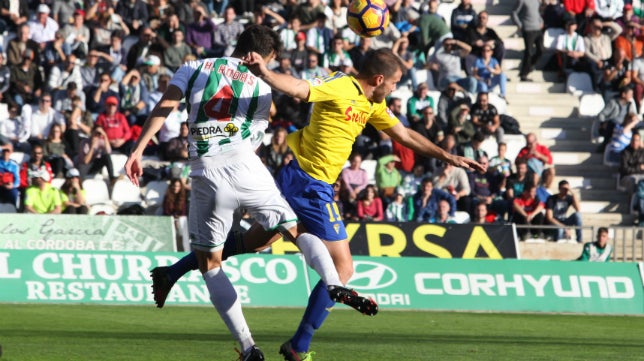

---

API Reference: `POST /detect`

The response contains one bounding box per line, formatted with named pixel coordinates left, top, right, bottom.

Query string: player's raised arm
left=243, top=51, right=311, bottom=101
left=124, top=85, right=183, bottom=186
left=383, top=121, right=487, bottom=173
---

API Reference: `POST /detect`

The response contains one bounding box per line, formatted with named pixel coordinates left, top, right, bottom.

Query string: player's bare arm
left=124, top=85, right=183, bottom=186
left=242, top=52, right=311, bottom=101
left=383, top=122, right=487, bottom=173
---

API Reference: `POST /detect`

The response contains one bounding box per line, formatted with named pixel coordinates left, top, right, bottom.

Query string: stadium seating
left=109, top=153, right=129, bottom=178
left=578, top=93, right=605, bottom=117
left=566, top=72, right=594, bottom=96
left=144, top=180, right=169, bottom=215
left=9, top=152, right=28, bottom=165
left=111, top=178, right=144, bottom=208
left=543, top=28, right=565, bottom=50
left=82, top=178, right=113, bottom=215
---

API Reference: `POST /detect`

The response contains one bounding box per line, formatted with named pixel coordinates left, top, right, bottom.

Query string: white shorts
left=188, top=151, right=297, bottom=252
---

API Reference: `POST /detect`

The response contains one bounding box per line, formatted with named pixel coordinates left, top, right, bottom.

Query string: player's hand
left=242, top=51, right=269, bottom=77
left=449, top=154, right=487, bottom=173
left=124, top=153, right=143, bottom=187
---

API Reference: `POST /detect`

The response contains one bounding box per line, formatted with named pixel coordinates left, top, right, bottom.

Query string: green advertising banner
left=1, top=250, right=642, bottom=314
left=0, top=215, right=176, bottom=252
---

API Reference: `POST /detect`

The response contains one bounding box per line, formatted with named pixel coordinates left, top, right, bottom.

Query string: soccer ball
left=346, top=0, right=390, bottom=38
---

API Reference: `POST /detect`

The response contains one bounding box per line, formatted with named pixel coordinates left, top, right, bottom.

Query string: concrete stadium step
left=555, top=164, right=621, bottom=178
left=577, top=189, right=629, bottom=202
left=509, top=80, right=566, bottom=95
left=542, top=140, right=598, bottom=153
left=552, top=151, right=601, bottom=165
left=517, top=127, right=592, bottom=141
left=553, top=175, right=616, bottom=190
left=509, top=104, right=578, bottom=118
left=579, top=200, right=630, bottom=214
left=583, top=213, right=636, bottom=226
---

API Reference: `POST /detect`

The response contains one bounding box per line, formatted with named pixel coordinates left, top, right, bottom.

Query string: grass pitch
left=0, top=304, right=643, bottom=361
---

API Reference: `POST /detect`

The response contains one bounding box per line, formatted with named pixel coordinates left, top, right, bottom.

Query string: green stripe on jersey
left=184, top=63, right=203, bottom=118
left=240, top=80, right=260, bottom=140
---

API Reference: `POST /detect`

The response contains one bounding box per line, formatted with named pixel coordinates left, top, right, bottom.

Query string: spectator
left=258, top=127, right=293, bottom=178
left=584, top=17, right=621, bottom=90
left=23, top=93, right=66, bottom=145
left=436, top=82, right=471, bottom=130
left=512, top=184, right=545, bottom=240
left=399, top=163, right=430, bottom=198
left=0, top=0, right=28, bottom=34
left=356, top=184, right=384, bottom=221
left=470, top=92, right=504, bottom=143
left=76, top=126, right=114, bottom=181
left=555, top=18, right=586, bottom=80
left=280, top=17, right=302, bottom=57
left=578, top=227, right=612, bottom=261
left=376, top=154, right=402, bottom=201
left=563, top=0, right=595, bottom=33
left=605, top=112, right=640, bottom=163
left=59, top=168, right=88, bottom=214
left=300, top=53, right=329, bottom=81
left=430, top=198, right=457, bottom=223
left=48, top=53, right=82, bottom=92
left=615, top=4, right=636, bottom=35
left=407, top=83, right=434, bottom=126
left=458, top=130, right=488, bottom=162
left=0, top=144, right=20, bottom=207
left=156, top=13, right=185, bottom=50
left=412, top=177, right=456, bottom=222
left=95, top=96, right=133, bottom=154
left=385, top=192, right=409, bottom=222
left=19, top=144, right=53, bottom=190
left=9, top=48, right=43, bottom=106
left=433, top=162, right=471, bottom=211
left=126, top=26, right=160, bottom=70
left=28, top=4, right=59, bottom=46
left=471, top=202, right=497, bottom=224
left=467, top=155, right=505, bottom=218
left=163, top=30, right=192, bottom=72
left=0, top=105, right=30, bottom=153
left=516, top=132, right=554, bottom=178
left=80, top=50, right=104, bottom=90
left=512, top=0, right=544, bottom=82
left=213, top=7, right=245, bottom=58
left=116, top=0, right=149, bottom=34
left=290, top=31, right=310, bottom=73
left=467, top=10, right=505, bottom=64
left=86, top=72, right=119, bottom=116
left=387, top=97, right=409, bottom=127
left=597, top=86, right=636, bottom=151
left=451, top=0, right=476, bottom=39
left=139, top=55, right=174, bottom=97
left=163, top=178, right=188, bottom=217
left=614, top=21, right=642, bottom=62
left=393, top=37, right=419, bottom=90
left=23, top=169, right=61, bottom=214
left=54, top=82, right=85, bottom=114
left=147, top=74, right=171, bottom=112
left=412, top=106, right=444, bottom=172
left=506, top=158, right=538, bottom=201
left=164, top=121, right=189, bottom=162
left=43, top=123, right=72, bottom=178
left=51, top=0, right=76, bottom=25
left=545, top=180, right=582, bottom=242
left=536, top=168, right=555, bottom=204
left=324, top=36, right=355, bottom=74
left=619, top=132, right=644, bottom=193
left=348, top=36, right=370, bottom=72
left=489, top=142, right=513, bottom=179
left=417, top=0, right=451, bottom=53
left=119, top=69, right=149, bottom=126
left=7, top=24, right=39, bottom=68
left=428, top=36, right=477, bottom=94
left=91, top=8, right=129, bottom=50
left=448, top=103, right=475, bottom=145
left=306, top=13, right=333, bottom=62
left=473, top=44, right=508, bottom=100
left=600, top=48, right=631, bottom=101
left=60, top=9, right=90, bottom=58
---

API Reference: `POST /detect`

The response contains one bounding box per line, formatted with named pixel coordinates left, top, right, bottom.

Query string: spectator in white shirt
left=22, top=93, right=66, bottom=145
left=28, top=4, right=59, bottom=45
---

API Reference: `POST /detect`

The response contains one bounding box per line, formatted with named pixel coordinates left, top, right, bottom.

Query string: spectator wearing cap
left=185, top=5, right=217, bottom=58
left=407, top=83, right=434, bottom=126
left=9, top=47, right=43, bottom=106
left=95, top=95, right=133, bottom=154
left=48, top=53, right=83, bottom=92
left=60, top=9, right=90, bottom=58
left=0, top=144, right=20, bottom=207
left=23, top=168, right=62, bottom=214
left=116, top=0, right=149, bottom=34
left=290, top=31, right=310, bottom=73
left=28, top=4, right=59, bottom=45
left=86, top=72, right=119, bottom=116
left=59, top=168, right=88, bottom=214
left=7, top=24, right=39, bottom=67
left=615, top=4, right=638, bottom=36
left=139, top=55, right=173, bottom=94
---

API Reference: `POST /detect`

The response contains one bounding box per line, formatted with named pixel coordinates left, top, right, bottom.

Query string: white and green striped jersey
left=169, top=57, right=271, bottom=160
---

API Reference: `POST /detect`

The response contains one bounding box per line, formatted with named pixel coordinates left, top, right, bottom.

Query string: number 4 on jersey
left=204, top=85, right=234, bottom=121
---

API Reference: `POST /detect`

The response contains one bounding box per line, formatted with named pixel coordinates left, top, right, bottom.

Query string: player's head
left=233, top=25, right=283, bottom=62
left=358, top=48, right=404, bottom=103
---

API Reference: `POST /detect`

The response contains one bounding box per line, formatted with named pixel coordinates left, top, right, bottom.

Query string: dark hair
left=111, top=29, right=125, bottom=39
left=233, top=25, right=282, bottom=59
left=473, top=132, right=486, bottom=142
left=558, top=180, right=569, bottom=187
left=359, top=48, right=404, bottom=80
left=597, top=227, right=608, bottom=235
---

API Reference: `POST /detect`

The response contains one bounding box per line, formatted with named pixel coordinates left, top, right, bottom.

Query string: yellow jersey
left=287, top=73, right=399, bottom=184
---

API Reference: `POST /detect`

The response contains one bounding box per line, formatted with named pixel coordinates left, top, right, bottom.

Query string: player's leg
left=190, top=173, right=264, bottom=360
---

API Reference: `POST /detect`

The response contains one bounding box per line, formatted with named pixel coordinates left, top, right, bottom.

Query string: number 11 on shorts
left=325, top=202, right=342, bottom=222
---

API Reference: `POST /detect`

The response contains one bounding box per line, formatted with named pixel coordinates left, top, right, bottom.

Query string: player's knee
left=337, top=264, right=354, bottom=284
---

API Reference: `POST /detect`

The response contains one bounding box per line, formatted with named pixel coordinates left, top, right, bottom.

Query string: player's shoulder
left=309, top=71, right=351, bottom=87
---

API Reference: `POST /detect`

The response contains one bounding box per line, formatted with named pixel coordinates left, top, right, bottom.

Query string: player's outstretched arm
left=125, top=85, right=183, bottom=186
left=383, top=122, right=487, bottom=173
left=242, top=52, right=311, bottom=101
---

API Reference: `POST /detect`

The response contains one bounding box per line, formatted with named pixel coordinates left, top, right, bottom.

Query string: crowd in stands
left=0, top=0, right=635, bottom=243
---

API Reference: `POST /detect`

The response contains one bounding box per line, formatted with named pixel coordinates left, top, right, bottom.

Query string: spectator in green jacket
left=578, top=227, right=612, bottom=262
left=376, top=154, right=402, bottom=203
left=406, top=83, right=434, bottom=126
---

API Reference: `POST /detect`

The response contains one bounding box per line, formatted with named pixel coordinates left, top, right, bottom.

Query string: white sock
left=203, top=267, right=255, bottom=352
left=295, top=233, right=342, bottom=286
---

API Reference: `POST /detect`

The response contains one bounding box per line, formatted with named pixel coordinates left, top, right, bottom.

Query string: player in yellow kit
left=242, top=48, right=486, bottom=360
